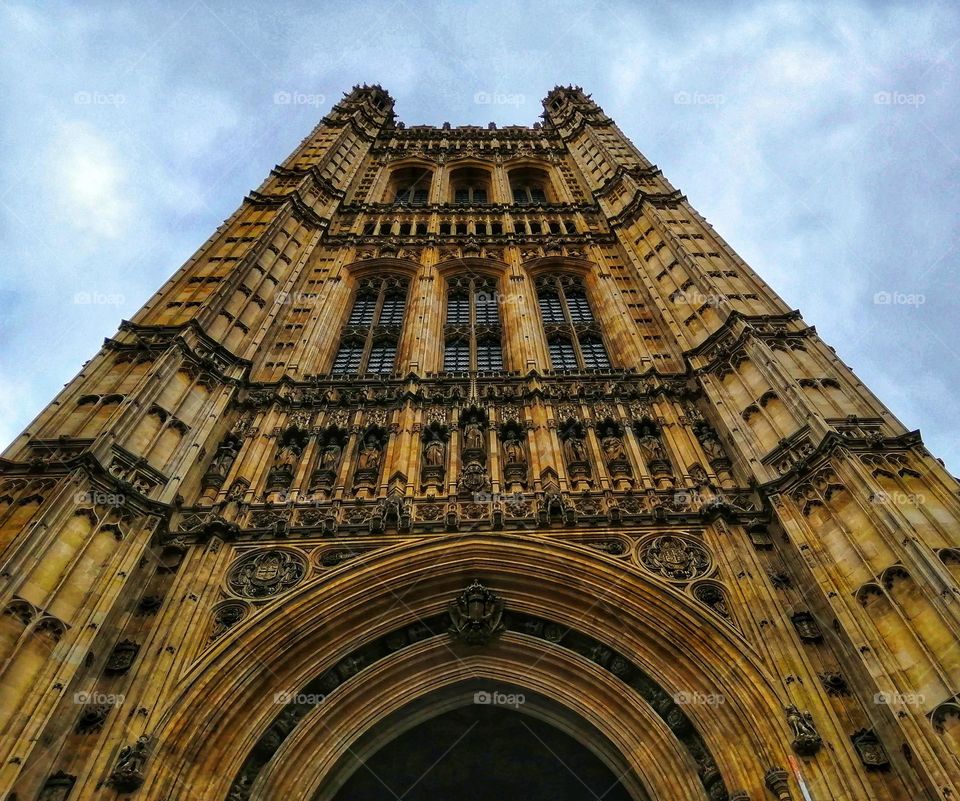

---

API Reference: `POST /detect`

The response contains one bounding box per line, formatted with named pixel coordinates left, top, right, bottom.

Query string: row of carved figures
left=200, top=413, right=735, bottom=503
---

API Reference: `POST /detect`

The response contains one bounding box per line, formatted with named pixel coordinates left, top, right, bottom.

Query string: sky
left=1, top=0, right=958, bottom=471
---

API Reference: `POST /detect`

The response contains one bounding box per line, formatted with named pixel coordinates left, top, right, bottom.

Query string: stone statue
left=275, top=442, right=299, bottom=469
left=463, top=421, right=485, bottom=453
left=424, top=438, right=445, bottom=466
left=319, top=442, right=342, bottom=470
left=564, top=435, right=587, bottom=463
left=357, top=437, right=381, bottom=470
left=637, top=434, right=667, bottom=464
left=110, top=735, right=151, bottom=791
left=785, top=705, right=822, bottom=756
left=699, top=431, right=726, bottom=461
left=502, top=436, right=525, bottom=464
left=601, top=435, right=625, bottom=462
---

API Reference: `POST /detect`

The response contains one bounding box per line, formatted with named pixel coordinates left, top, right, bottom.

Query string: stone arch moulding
left=342, top=256, right=421, bottom=279
left=521, top=254, right=595, bottom=278
left=435, top=255, right=509, bottom=277
left=138, top=534, right=797, bottom=801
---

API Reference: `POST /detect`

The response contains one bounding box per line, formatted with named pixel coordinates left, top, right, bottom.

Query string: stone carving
left=105, top=640, right=140, bottom=674
left=458, top=461, right=490, bottom=495
left=210, top=602, right=248, bottom=640
left=639, top=536, right=710, bottom=581
left=109, top=735, right=151, bottom=791
left=563, top=434, right=588, bottom=462
left=75, top=702, right=112, bottom=734
left=423, top=438, right=445, bottom=466
left=266, top=428, right=308, bottom=492
left=38, top=771, right=76, bottom=801
left=785, top=705, right=822, bottom=756
left=851, top=728, right=890, bottom=770
left=693, top=583, right=730, bottom=619
left=202, top=434, right=241, bottom=493
left=462, top=419, right=485, bottom=456
left=502, top=435, right=526, bottom=465
left=791, top=611, right=823, bottom=643
left=818, top=671, right=850, bottom=697
left=448, top=579, right=505, bottom=645
left=354, top=429, right=386, bottom=497
left=318, top=441, right=342, bottom=471
left=227, top=550, right=307, bottom=599
left=357, top=436, right=382, bottom=470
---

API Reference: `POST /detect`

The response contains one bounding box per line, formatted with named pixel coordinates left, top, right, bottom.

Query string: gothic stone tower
left=1, top=85, right=959, bottom=801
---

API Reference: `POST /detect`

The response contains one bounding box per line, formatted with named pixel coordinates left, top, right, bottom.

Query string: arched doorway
left=140, top=534, right=797, bottom=801
left=329, top=700, right=636, bottom=801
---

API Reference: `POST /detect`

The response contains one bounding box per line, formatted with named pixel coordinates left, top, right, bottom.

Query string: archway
left=326, top=691, right=638, bottom=801
left=140, top=534, right=795, bottom=800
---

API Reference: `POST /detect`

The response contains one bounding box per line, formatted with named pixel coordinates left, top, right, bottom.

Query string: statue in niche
left=318, top=441, right=342, bottom=471
left=699, top=429, right=727, bottom=462
left=210, top=438, right=239, bottom=474
left=600, top=434, right=626, bottom=462
left=357, top=436, right=382, bottom=470
left=563, top=435, right=588, bottom=463
left=424, top=438, right=446, bottom=466
left=275, top=441, right=300, bottom=471
left=636, top=433, right=668, bottom=464
left=463, top=420, right=485, bottom=454
left=502, top=436, right=526, bottom=465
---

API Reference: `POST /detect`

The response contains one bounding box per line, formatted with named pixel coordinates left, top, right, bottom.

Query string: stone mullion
left=837, top=457, right=960, bottom=635
left=396, top=270, right=432, bottom=376
left=0, top=519, right=158, bottom=796
left=772, top=494, right=957, bottom=798
left=300, top=271, right=353, bottom=376
left=241, top=225, right=324, bottom=368
left=543, top=403, right=571, bottom=492
left=334, top=417, right=361, bottom=501
left=614, top=227, right=691, bottom=351
left=583, top=418, right=609, bottom=491
left=447, top=410, right=461, bottom=497
left=696, top=371, right=773, bottom=474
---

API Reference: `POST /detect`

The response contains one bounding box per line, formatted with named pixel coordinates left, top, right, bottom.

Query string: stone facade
left=0, top=84, right=958, bottom=800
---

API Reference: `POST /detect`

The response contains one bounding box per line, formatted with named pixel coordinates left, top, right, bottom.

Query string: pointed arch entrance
left=140, top=534, right=796, bottom=801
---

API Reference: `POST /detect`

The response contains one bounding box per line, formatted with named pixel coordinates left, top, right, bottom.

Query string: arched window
left=387, top=166, right=433, bottom=206
left=449, top=167, right=491, bottom=205
left=442, top=274, right=504, bottom=373
left=509, top=167, right=552, bottom=205
left=548, top=338, right=578, bottom=370
left=536, top=275, right=611, bottom=371
left=331, top=275, right=409, bottom=375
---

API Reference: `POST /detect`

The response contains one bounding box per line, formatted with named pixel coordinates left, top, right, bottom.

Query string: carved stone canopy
left=448, top=579, right=505, bottom=645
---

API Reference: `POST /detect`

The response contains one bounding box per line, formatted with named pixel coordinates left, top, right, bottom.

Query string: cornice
left=245, top=189, right=330, bottom=230
left=607, top=188, right=686, bottom=228
left=757, top=429, right=924, bottom=496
